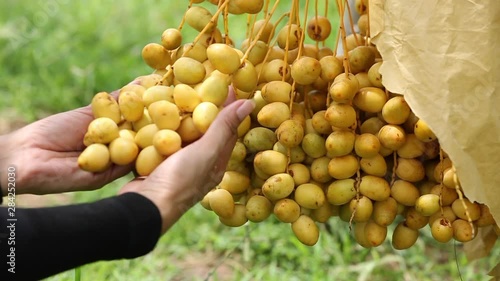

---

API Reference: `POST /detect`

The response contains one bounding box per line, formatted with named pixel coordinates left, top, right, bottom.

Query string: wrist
left=0, top=130, right=31, bottom=195
left=121, top=180, right=194, bottom=235
left=0, top=133, right=13, bottom=196
left=138, top=189, right=180, bottom=234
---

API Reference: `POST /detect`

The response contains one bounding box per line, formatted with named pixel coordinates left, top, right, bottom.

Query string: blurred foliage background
left=0, top=0, right=498, bottom=280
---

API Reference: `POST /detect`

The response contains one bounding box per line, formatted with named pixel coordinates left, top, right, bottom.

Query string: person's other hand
left=120, top=95, right=255, bottom=234
left=0, top=89, right=132, bottom=195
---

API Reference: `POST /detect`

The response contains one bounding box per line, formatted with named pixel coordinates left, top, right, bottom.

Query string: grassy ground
left=1, top=1, right=499, bottom=281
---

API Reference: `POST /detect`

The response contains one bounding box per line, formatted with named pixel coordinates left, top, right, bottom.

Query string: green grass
left=0, top=0, right=338, bottom=120
left=0, top=0, right=194, bottom=120
left=1, top=1, right=498, bottom=281
left=45, top=184, right=500, bottom=281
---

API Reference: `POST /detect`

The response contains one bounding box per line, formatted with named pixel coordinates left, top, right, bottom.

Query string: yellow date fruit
left=173, top=84, right=201, bottom=112
left=78, top=143, right=111, bottom=173
left=405, top=207, right=429, bottom=230
left=324, top=103, right=357, bottom=129
left=325, top=130, right=356, bottom=157
left=327, top=179, right=357, bottom=205
left=119, top=91, right=144, bottom=122
left=262, top=173, right=295, bottom=201
left=390, top=180, right=420, bottom=206
left=294, top=183, right=326, bottom=209
left=134, top=124, right=159, bottom=149
left=310, top=157, right=332, bottom=183
left=327, top=154, right=359, bottom=180
left=353, top=87, right=387, bottom=113
left=431, top=218, right=454, bottom=243
left=373, top=197, right=398, bottom=226
left=244, top=127, right=277, bottom=153
left=291, top=56, right=321, bottom=85
left=302, top=133, right=327, bottom=158
left=135, top=145, right=166, bottom=176
left=257, top=102, right=291, bottom=128
left=277, top=24, right=302, bottom=50
left=109, top=137, right=139, bottom=166
left=206, top=43, right=241, bottom=75
left=276, top=119, right=304, bottom=148
left=382, top=96, right=411, bottom=125
left=132, top=108, right=153, bottom=132
left=311, top=201, right=337, bottom=223
left=451, top=198, right=481, bottom=221
left=274, top=198, right=301, bottom=223
left=142, top=85, right=174, bottom=107
left=173, top=57, right=206, bottom=85
left=349, top=196, right=374, bottom=223
left=395, top=158, right=425, bottom=182
left=91, top=92, right=121, bottom=124
left=220, top=171, right=251, bottom=195
left=192, top=102, right=219, bottom=133
left=360, top=154, right=387, bottom=177
left=414, top=119, right=437, bottom=142
left=86, top=117, right=120, bottom=144
left=320, top=56, right=343, bottom=82
left=209, top=188, right=235, bottom=219
left=359, top=175, right=391, bottom=201
left=354, top=133, right=381, bottom=158
left=245, top=195, right=272, bottom=222
left=415, top=194, right=440, bottom=216
left=161, top=28, right=182, bottom=50
left=177, top=116, right=203, bottom=144
left=378, top=125, right=406, bottom=150
left=452, top=219, right=476, bottom=242
left=153, top=129, right=182, bottom=156
left=291, top=215, right=319, bottom=246
left=307, top=15, right=332, bottom=41
left=142, top=43, right=171, bottom=70
left=288, top=163, right=311, bottom=186
left=392, top=221, right=419, bottom=250
left=233, top=60, right=258, bottom=92
left=148, top=100, right=181, bottom=130
left=364, top=220, right=388, bottom=247
left=185, top=6, right=214, bottom=32
left=219, top=204, right=247, bottom=227
left=261, top=81, right=292, bottom=104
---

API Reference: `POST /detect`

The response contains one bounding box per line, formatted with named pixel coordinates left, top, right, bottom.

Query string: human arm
left=0, top=91, right=132, bottom=196
left=119, top=97, right=256, bottom=234
left=0, top=193, right=161, bottom=281
left=0, top=97, right=255, bottom=280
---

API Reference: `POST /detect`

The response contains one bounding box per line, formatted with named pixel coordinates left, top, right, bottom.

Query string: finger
left=196, top=99, right=255, bottom=162
left=203, top=99, right=254, bottom=142
left=72, top=104, right=93, bottom=117
left=105, top=163, right=135, bottom=184
left=34, top=107, right=95, bottom=152
left=211, top=138, right=238, bottom=179
left=75, top=162, right=134, bottom=191
left=223, top=85, right=238, bottom=107
left=161, top=99, right=254, bottom=190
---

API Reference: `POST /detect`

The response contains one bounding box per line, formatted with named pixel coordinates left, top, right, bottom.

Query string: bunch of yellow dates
left=78, top=0, right=499, bottom=247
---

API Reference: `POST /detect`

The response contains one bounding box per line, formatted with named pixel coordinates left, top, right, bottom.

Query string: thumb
left=202, top=99, right=255, bottom=143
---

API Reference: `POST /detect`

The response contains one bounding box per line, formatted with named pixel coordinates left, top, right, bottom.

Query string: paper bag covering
left=369, top=0, right=500, bottom=266
left=369, top=0, right=500, bottom=229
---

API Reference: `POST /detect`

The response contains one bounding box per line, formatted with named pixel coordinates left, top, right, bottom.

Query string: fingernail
left=236, top=99, right=256, bottom=121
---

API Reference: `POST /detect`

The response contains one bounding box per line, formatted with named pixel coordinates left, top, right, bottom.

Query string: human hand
left=0, top=90, right=132, bottom=195
left=119, top=94, right=255, bottom=234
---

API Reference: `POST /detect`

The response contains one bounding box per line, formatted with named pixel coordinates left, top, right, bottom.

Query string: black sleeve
left=0, top=192, right=162, bottom=281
